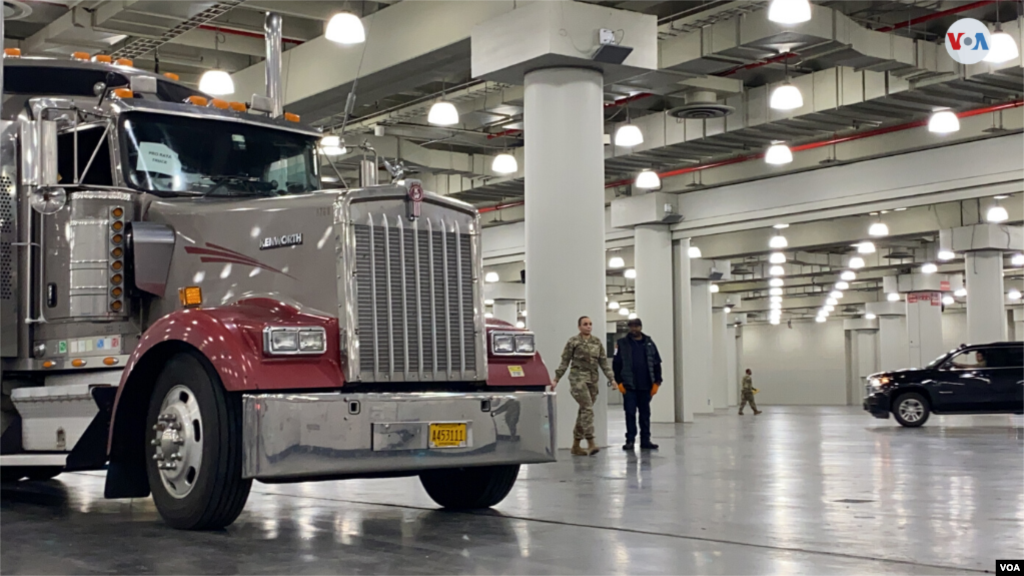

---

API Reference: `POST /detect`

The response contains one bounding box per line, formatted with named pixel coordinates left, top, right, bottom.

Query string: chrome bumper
left=241, top=391, right=556, bottom=480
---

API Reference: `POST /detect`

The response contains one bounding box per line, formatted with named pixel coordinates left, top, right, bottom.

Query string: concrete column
left=726, top=325, right=738, bottom=407
left=965, top=250, right=1006, bottom=343
left=493, top=301, right=517, bottom=325
left=524, top=67, right=607, bottom=449
left=711, top=310, right=729, bottom=410
left=634, top=224, right=675, bottom=423
left=906, top=292, right=944, bottom=367
left=1013, top=308, right=1024, bottom=342
left=674, top=239, right=694, bottom=423
left=878, top=315, right=909, bottom=372
left=690, top=280, right=713, bottom=414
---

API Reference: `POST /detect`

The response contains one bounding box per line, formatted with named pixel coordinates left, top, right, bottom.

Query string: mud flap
left=65, top=387, right=118, bottom=472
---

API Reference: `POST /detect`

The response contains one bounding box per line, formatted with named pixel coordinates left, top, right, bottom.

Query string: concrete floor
left=2, top=406, right=1022, bottom=575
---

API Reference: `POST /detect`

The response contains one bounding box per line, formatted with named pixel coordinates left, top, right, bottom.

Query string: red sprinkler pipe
left=875, top=0, right=997, bottom=32
left=715, top=52, right=799, bottom=77
left=487, top=129, right=522, bottom=140
left=602, top=100, right=1023, bottom=189
left=198, top=24, right=304, bottom=45
left=605, top=92, right=654, bottom=108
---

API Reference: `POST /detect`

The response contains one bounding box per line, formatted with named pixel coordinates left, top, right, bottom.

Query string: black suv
left=864, top=342, right=1023, bottom=427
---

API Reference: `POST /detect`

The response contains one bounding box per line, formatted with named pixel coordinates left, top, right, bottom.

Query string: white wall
left=941, top=311, right=968, bottom=353
left=741, top=319, right=847, bottom=405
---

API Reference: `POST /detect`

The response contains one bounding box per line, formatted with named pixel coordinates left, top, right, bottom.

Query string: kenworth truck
left=0, top=45, right=555, bottom=529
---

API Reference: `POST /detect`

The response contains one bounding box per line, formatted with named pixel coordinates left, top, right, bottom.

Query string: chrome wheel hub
left=151, top=384, right=203, bottom=498
left=898, top=398, right=924, bottom=422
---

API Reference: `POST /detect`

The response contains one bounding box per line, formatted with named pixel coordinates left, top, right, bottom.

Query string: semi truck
left=0, top=20, right=555, bottom=530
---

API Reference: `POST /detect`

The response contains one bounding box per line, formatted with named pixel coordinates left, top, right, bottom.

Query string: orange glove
left=617, top=383, right=626, bottom=394
left=651, top=383, right=660, bottom=397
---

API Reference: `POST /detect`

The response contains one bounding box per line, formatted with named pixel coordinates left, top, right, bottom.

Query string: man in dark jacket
left=612, top=318, right=662, bottom=451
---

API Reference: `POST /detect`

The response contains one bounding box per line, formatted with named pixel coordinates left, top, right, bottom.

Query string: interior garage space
left=2, top=0, right=1023, bottom=574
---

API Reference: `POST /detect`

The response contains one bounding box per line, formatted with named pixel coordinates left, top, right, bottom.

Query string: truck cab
left=0, top=53, right=555, bottom=530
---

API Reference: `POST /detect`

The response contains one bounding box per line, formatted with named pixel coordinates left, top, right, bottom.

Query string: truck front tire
left=145, top=351, right=251, bottom=530
left=420, top=464, right=520, bottom=509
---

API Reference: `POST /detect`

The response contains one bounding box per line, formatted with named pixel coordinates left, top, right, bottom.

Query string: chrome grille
left=354, top=215, right=477, bottom=382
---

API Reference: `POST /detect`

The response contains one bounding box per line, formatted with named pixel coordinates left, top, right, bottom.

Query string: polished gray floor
left=2, top=406, right=1022, bottom=575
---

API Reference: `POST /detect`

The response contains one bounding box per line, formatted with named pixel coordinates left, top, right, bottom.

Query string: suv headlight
left=515, top=333, right=535, bottom=354
left=264, top=326, right=327, bottom=355
left=492, top=333, right=515, bottom=354
left=869, top=376, right=891, bottom=388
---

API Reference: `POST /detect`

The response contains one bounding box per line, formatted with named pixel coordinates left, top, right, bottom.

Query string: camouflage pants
left=570, top=376, right=599, bottom=440
left=739, top=390, right=758, bottom=412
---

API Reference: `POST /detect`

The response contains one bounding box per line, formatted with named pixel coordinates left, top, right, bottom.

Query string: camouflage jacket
left=742, top=375, right=753, bottom=391
left=554, top=334, right=615, bottom=384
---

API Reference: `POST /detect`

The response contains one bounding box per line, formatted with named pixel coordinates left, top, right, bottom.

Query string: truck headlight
left=492, top=333, right=515, bottom=354
left=870, top=376, right=891, bottom=388
left=264, top=326, right=327, bottom=355
left=515, top=333, right=535, bottom=354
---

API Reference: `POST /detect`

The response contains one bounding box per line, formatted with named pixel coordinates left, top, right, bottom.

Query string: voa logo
left=946, top=18, right=991, bottom=64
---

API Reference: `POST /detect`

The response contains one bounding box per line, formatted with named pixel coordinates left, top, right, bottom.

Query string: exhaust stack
left=264, top=12, right=283, bottom=118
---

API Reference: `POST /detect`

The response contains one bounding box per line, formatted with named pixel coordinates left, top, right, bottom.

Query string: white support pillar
left=726, top=325, right=739, bottom=407
left=867, top=301, right=908, bottom=372
left=1013, top=308, right=1024, bottom=342
left=493, top=301, right=517, bottom=325
left=965, top=250, right=1006, bottom=343
left=674, top=239, right=694, bottom=423
left=711, top=310, right=729, bottom=410
left=906, top=292, right=944, bottom=367
left=634, top=225, right=675, bottom=423
left=690, top=280, right=713, bottom=414
left=524, top=67, right=607, bottom=449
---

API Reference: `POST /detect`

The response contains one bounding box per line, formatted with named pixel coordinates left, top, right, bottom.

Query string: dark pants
left=623, top=389, right=651, bottom=444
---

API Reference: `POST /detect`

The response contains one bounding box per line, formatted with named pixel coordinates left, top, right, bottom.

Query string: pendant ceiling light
left=835, top=281, right=849, bottom=290
left=815, top=316, right=826, bottom=323
left=769, top=265, right=785, bottom=276
left=1009, top=288, right=1022, bottom=301
left=857, top=242, right=876, bottom=254
left=1012, top=253, right=1024, bottom=267
left=938, top=249, right=955, bottom=261
left=928, top=109, right=959, bottom=134
left=848, top=257, right=865, bottom=269
left=942, top=295, right=955, bottom=306
left=515, top=321, right=525, bottom=328
left=840, top=270, right=856, bottom=281
left=618, top=307, right=630, bottom=316
left=688, top=246, right=702, bottom=259
left=769, top=233, right=788, bottom=249
left=615, top=124, right=644, bottom=147
left=765, top=143, right=793, bottom=165
left=608, top=301, right=620, bottom=310
left=625, top=268, right=637, bottom=279
left=769, top=252, right=787, bottom=264
left=492, top=153, right=518, bottom=174
left=868, top=221, right=889, bottom=237
left=608, top=256, right=625, bottom=269
left=770, top=296, right=782, bottom=303
left=826, top=297, right=838, bottom=306
left=199, top=70, right=234, bottom=95
left=770, top=83, right=803, bottom=110
left=768, top=0, right=811, bottom=24
left=983, top=6, right=1019, bottom=64
left=824, top=305, right=835, bottom=312
left=769, top=278, right=785, bottom=287
left=921, top=263, right=938, bottom=274
left=710, top=284, right=720, bottom=293
left=325, top=12, right=366, bottom=44
left=954, top=288, right=968, bottom=297
left=636, top=169, right=661, bottom=189
left=865, top=313, right=877, bottom=320
left=829, top=290, right=843, bottom=299
left=320, top=135, right=346, bottom=156
left=428, top=101, right=459, bottom=126
left=986, top=204, right=1009, bottom=223
left=199, top=32, right=233, bottom=95
left=770, top=302, right=782, bottom=310
left=769, top=287, right=783, bottom=296
left=484, top=271, right=499, bottom=283
left=887, top=292, right=901, bottom=302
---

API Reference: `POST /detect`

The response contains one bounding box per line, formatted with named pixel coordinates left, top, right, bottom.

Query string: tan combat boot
left=571, top=438, right=588, bottom=456
left=585, top=437, right=600, bottom=456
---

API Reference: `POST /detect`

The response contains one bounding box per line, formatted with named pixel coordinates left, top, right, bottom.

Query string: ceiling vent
left=669, top=91, right=734, bottom=120
left=884, top=250, right=914, bottom=260
left=3, top=0, right=32, bottom=20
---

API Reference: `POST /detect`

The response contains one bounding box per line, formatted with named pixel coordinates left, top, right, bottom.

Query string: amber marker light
left=179, top=286, right=203, bottom=308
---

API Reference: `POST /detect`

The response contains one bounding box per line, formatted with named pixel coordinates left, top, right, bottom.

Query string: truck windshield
left=120, top=112, right=319, bottom=197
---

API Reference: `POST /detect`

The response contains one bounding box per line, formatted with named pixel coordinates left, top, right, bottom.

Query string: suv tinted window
left=945, top=349, right=989, bottom=369
left=985, top=346, right=1024, bottom=368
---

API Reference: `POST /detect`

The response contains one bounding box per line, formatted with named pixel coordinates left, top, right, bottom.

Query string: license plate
left=429, top=423, right=468, bottom=448
left=508, top=365, right=525, bottom=378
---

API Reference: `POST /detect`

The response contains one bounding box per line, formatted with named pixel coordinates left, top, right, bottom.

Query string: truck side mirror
left=21, top=119, right=60, bottom=188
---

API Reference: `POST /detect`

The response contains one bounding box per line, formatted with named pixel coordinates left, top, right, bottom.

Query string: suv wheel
left=893, top=393, right=930, bottom=427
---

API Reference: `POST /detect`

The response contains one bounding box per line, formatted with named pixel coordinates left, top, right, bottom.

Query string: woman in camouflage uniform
left=551, top=316, right=616, bottom=456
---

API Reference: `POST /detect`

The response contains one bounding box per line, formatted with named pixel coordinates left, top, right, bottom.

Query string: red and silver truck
left=0, top=21, right=554, bottom=530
